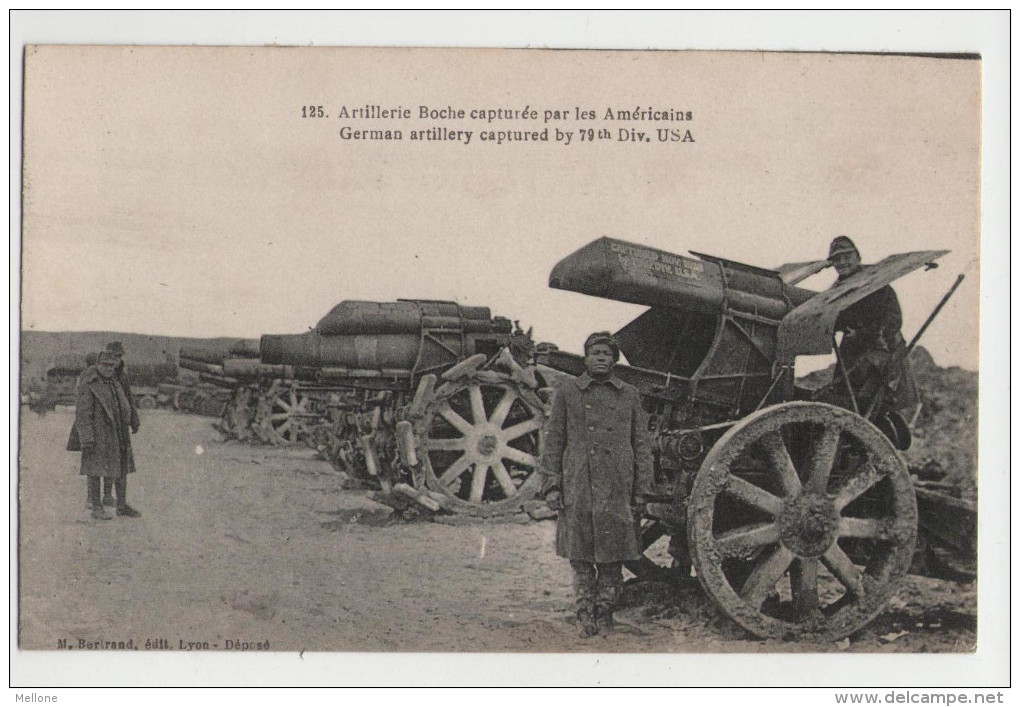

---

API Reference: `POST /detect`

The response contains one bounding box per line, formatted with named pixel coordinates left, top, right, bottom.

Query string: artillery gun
left=179, top=340, right=265, bottom=434
left=199, top=300, right=548, bottom=516
left=535, top=237, right=973, bottom=641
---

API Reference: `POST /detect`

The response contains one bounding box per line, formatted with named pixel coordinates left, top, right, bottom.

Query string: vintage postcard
left=12, top=19, right=1007, bottom=689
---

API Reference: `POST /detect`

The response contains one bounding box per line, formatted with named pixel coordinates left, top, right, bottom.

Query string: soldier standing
left=67, top=350, right=142, bottom=520
left=540, top=332, right=654, bottom=637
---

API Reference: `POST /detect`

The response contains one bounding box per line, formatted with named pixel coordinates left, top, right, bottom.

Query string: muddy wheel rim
left=688, top=401, right=917, bottom=641
left=418, top=376, right=543, bottom=516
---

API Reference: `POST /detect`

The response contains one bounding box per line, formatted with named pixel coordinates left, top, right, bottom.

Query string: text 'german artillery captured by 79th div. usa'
left=179, top=236, right=975, bottom=642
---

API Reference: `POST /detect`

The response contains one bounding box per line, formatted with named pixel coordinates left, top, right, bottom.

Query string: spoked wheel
left=688, top=402, right=917, bottom=641
left=256, top=382, right=315, bottom=445
left=417, top=374, right=544, bottom=516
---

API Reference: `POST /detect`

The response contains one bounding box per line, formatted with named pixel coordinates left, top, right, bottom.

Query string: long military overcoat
left=540, top=373, right=655, bottom=563
left=66, top=366, right=136, bottom=478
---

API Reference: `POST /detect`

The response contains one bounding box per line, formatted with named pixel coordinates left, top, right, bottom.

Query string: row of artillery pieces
left=173, top=237, right=975, bottom=642
left=180, top=300, right=554, bottom=519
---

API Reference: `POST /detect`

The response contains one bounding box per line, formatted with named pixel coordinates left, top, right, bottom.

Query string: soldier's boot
left=595, top=605, right=615, bottom=630
left=577, top=607, right=599, bottom=638
left=87, top=477, right=111, bottom=520
left=570, top=561, right=599, bottom=637
left=115, top=478, right=141, bottom=517
left=594, top=561, right=623, bottom=631
left=101, top=477, right=115, bottom=506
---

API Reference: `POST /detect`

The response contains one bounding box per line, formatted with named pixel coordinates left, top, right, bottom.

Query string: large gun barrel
left=548, top=237, right=814, bottom=321
left=264, top=300, right=514, bottom=375
left=180, top=340, right=259, bottom=365
left=316, top=300, right=497, bottom=335
left=261, top=332, right=431, bottom=371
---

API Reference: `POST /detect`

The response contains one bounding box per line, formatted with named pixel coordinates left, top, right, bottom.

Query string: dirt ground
left=18, top=409, right=976, bottom=654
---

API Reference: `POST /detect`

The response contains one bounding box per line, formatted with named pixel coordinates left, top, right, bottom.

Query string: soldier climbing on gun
left=827, top=236, right=908, bottom=418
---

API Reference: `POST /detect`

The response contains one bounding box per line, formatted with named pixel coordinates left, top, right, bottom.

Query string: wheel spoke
left=469, top=464, right=489, bottom=503
left=438, top=454, right=473, bottom=488
left=491, top=461, right=518, bottom=497
left=806, top=426, right=841, bottom=494
left=714, top=523, right=780, bottom=558
left=501, top=446, right=537, bottom=468
left=469, top=386, right=487, bottom=424
left=722, top=475, right=783, bottom=516
left=739, top=546, right=794, bottom=608
left=438, top=403, right=475, bottom=435
left=821, top=545, right=864, bottom=597
left=834, top=463, right=883, bottom=511
left=489, top=390, right=516, bottom=427
left=791, top=558, right=820, bottom=615
left=760, top=431, right=801, bottom=497
left=503, top=417, right=542, bottom=442
left=426, top=437, right=470, bottom=452
left=839, top=517, right=889, bottom=539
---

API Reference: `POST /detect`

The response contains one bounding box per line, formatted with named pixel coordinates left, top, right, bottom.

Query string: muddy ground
left=18, top=409, right=975, bottom=654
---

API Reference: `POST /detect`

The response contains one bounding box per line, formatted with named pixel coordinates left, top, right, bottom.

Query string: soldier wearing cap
left=828, top=236, right=906, bottom=411
left=539, top=331, right=654, bottom=637
left=67, top=350, right=142, bottom=520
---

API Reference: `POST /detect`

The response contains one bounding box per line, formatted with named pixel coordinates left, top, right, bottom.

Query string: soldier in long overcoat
left=67, top=350, right=141, bottom=520
left=540, top=332, right=655, bottom=636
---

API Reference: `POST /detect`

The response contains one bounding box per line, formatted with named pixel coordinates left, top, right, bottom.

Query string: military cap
left=583, top=331, right=621, bottom=361
left=97, top=350, right=120, bottom=365
left=828, top=236, right=860, bottom=260
left=105, top=341, right=125, bottom=355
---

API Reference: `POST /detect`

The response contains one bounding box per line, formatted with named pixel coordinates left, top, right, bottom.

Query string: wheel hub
left=778, top=493, right=840, bottom=557
left=477, top=433, right=498, bottom=457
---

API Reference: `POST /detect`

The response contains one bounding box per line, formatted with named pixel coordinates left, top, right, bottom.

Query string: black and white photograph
left=10, top=11, right=1009, bottom=693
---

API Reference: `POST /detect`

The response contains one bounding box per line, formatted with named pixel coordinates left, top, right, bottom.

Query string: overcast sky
left=20, top=36, right=983, bottom=371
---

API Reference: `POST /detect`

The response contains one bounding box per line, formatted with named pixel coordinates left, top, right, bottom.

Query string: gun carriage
left=535, top=237, right=971, bottom=641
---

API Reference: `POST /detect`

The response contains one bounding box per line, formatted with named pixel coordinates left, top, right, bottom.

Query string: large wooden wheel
left=416, top=374, right=544, bottom=516
left=688, top=402, right=917, bottom=641
left=256, top=382, right=314, bottom=445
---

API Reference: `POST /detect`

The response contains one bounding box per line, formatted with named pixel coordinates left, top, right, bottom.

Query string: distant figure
left=540, top=332, right=655, bottom=637
left=67, top=350, right=141, bottom=520
left=828, top=236, right=906, bottom=413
